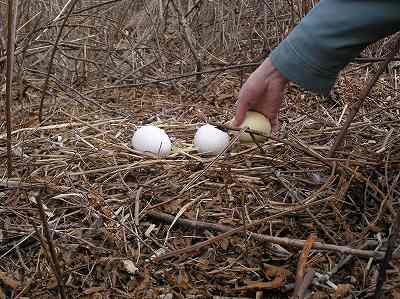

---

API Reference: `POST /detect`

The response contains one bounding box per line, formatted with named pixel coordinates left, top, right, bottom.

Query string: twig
left=171, top=0, right=202, bottom=82
left=185, top=0, right=203, bottom=18
left=210, top=121, right=334, bottom=169
left=34, top=192, right=66, bottom=299
left=372, top=212, right=400, bottom=299
left=5, top=0, right=18, bottom=177
left=273, top=172, right=337, bottom=244
left=353, top=56, right=400, bottom=63
left=134, top=187, right=142, bottom=226
left=294, top=270, right=315, bottom=299
left=83, top=62, right=260, bottom=95
left=73, top=0, right=123, bottom=14
left=38, top=0, right=79, bottom=122
left=34, top=0, right=75, bottom=42
left=293, top=234, right=317, bottom=298
left=328, top=33, right=400, bottom=157
left=328, top=240, right=377, bottom=277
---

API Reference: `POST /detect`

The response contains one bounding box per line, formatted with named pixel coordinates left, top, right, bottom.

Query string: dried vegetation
left=0, top=1, right=400, bottom=298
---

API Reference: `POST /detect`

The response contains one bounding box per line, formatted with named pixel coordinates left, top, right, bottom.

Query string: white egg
left=194, top=124, right=230, bottom=155
left=131, top=125, right=172, bottom=157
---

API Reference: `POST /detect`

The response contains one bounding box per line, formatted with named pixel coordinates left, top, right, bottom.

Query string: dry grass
left=0, top=1, right=400, bottom=298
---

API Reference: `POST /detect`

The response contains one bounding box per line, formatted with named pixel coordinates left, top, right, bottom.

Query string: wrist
left=260, top=57, right=289, bottom=84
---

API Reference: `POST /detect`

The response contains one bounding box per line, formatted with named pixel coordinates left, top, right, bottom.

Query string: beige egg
left=232, top=111, right=271, bottom=143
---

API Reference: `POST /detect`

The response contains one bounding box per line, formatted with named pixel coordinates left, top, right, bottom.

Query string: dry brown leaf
left=309, top=291, right=329, bottom=299
left=367, top=223, right=381, bottom=233
left=171, top=236, right=191, bottom=250
left=122, top=260, right=139, bottom=274
left=83, top=287, right=107, bottom=295
left=177, top=270, right=190, bottom=290
left=46, top=275, right=58, bottom=289
left=262, top=263, right=292, bottom=279
left=0, top=272, right=18, bottom=289
left=335, top=283, right=353, bottom=298
left=136, top=267, right=151, bottom=291
left=392, top=288, right=400, bottom=299
left=343, top=224, right=355, bottom=242
left=236, top=267, right=290, bottom=291
left=220, top=238, right=230, bottom=250
left=195, top=258, right=209, bottom=270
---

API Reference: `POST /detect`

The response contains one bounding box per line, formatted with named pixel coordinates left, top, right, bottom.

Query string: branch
left=328, top=33, right=400, bottom=158
left=147, top=210, right=386, bottom=261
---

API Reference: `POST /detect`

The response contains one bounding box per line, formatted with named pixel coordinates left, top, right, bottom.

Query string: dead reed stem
left=38, top=0, right=79, bottom=122
left=5, top=0, right=18, bottom=177
left=372, top=212, right=400, bottom=299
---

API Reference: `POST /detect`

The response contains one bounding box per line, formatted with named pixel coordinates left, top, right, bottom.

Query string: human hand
left=234, top=57, right=289, bottom=129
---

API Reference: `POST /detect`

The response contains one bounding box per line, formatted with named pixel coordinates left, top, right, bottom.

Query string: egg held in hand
left=234, top=111, right=271, bottom=143
left=131, top=125, right=172, bottom=157
left=194, top=124, right=230, bottom=155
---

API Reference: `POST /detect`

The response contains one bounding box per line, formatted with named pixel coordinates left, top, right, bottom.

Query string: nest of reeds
left=1, top=67, right=400, bottom=298
left=1, top=1, right=400, bottom=298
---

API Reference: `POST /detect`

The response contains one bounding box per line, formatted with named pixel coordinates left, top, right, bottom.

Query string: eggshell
left=194, top=124, right=230, bottom=155
left=131, top=125, right=172, bottom=157
left=234, top=111, right=271, bottom=143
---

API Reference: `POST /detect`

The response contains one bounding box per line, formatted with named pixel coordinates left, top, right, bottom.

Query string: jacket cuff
left=270, top=37, right=337, bottom=96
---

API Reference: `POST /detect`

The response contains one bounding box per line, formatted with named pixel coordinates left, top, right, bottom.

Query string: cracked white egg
left=131, top=125, right=172, bottom=157
left=194, top=124, right=230, bottom=155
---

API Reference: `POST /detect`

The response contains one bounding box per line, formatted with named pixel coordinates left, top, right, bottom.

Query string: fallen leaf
left=392, top=288, right=400, bottom=299
left=236, top=267, right=290, bottom=291
left=177, top=270, right=190, bottom=290
left=335, top=283, right=353, bottom=298
left=263, top=263, right=291, bottom=279
left=220, top=239, right=230, bottom=250
left=83, top=287, right=106, bottom=295
left=367, top=223, right=381, bottom=233
left=46, top=275, right=58, bottom=289
left=0, top=272, right=18, bottom=289
left=309, top=291, right=329, bottom=299
left=122, top=260, right=139, bottom=274
left=195, top=258, right=209, bottom=270
left=132, top=267, right=151, bottom=294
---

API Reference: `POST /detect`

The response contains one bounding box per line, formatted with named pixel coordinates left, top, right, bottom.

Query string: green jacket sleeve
left=269, top=0, right=400, bottom=96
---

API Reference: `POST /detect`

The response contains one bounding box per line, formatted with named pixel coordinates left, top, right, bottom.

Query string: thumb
left=233, top=100, right=249, bottom=127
